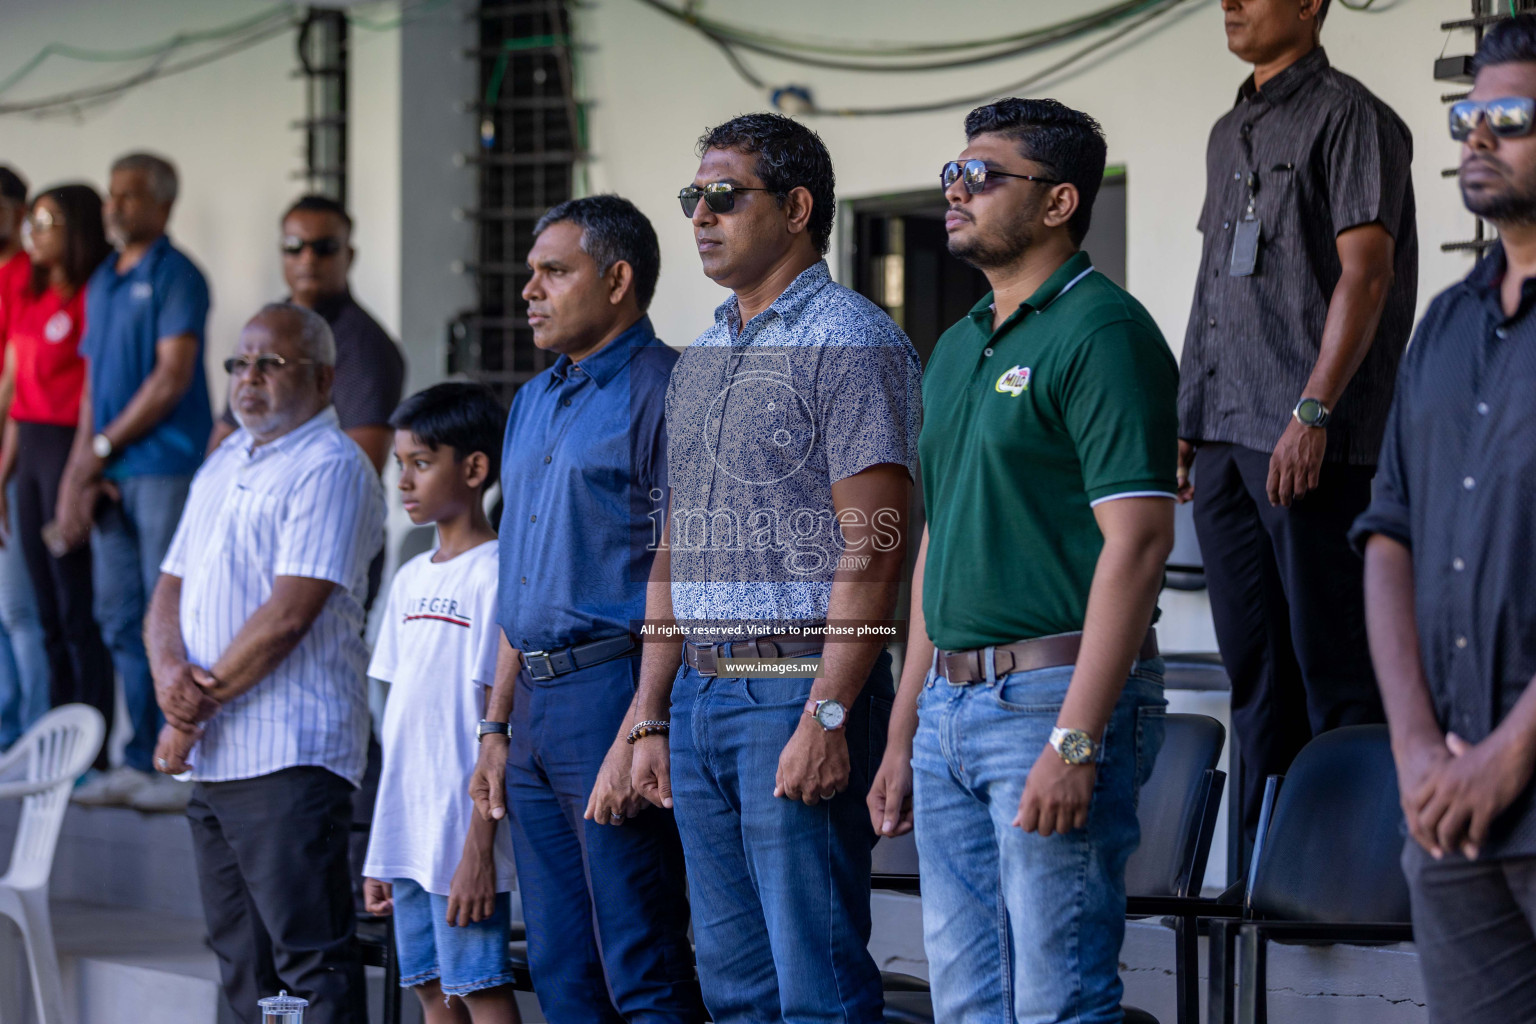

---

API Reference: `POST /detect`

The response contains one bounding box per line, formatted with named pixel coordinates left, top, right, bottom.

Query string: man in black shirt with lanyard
left=1177, top=0, right=1417, bottom=846
left=209, top=195, right=405, bottom=477
left=1354, top=17, right=1536, bottom=1021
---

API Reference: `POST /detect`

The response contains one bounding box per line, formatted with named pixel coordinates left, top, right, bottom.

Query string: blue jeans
left=391, top=877, right=515, bottom=997
left=505, top=655, right=701, bottom=1024
left=912, top=659, right=1166, bottom=1024
left=0, top=481, right=49, bottom=748
left=668, top=651, right=894, bottom=1024
left=92, top=474, right=192, bottom=772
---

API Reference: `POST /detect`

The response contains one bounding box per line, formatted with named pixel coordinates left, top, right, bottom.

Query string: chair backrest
left=1248, top=724, right=1409, bottom=924
left=871, top=828, right=920, bottom=894
left=871, top=713, right=1226, bottom=900
left=2, top=704, right=105, bottom=891
left=1126, top=713, right=1226, bottom=899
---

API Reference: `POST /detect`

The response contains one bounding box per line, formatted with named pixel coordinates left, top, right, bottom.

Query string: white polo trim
left=1088, top=490, right=1178, bottom=507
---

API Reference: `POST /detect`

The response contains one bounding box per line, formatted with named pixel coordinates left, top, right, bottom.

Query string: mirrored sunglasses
left=1449, top=97, right=1536, bottom=141
left=678, top=182, right=781, bottom=217
left=941, top=159, right=1061, bottom=194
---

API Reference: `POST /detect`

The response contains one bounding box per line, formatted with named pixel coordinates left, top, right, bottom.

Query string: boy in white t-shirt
left=362, top=383, right=520, bottom=1024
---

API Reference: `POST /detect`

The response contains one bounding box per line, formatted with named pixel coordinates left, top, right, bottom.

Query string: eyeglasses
left=941, top=159, right=1061, bottom=194
left=27, top=209, right=64, bottom=232
left=223, top=354, right=318, bottom=377
left=678, top=183, right=782, bottom=217
left=280, top=236, right=344, bottom=257
left=1449, top=97, right=1536, bottom=141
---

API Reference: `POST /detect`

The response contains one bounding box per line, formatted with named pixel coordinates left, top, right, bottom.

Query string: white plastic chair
left=0, top=704, right=105, bottom=1024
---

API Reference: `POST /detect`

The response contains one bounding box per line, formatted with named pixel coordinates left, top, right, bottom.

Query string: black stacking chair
left=507, top=931, right=534, bottom=992
left=1207, top=725, right=1413, bottom=1024
left=1124, top=713, right=1234, bottom=1024
left=877, top=713, right=1230, bottom=1024
left=355, top=911, right=401, bottom=1024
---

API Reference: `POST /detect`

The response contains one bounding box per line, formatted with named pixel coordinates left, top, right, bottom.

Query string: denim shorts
left=391, top=878, right=515, bottom=996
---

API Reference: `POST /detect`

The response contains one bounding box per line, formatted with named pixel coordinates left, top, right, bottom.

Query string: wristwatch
left=1049, top=726, right=1099, bottom=765
left=1292, top=397, right=1331, bottom=428
left=475, top=720, right=509, bottom=741
left=91, top=432, right=114, bottom=460
left=804, top=697, right=848, bottom=732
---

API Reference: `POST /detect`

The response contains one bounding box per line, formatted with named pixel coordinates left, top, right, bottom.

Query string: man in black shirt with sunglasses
left=1355, top=18, right=1536, bottom=1020
left=209, top=195, right=405, bottom=477
left=1177, top=0, right=1417, bottom=851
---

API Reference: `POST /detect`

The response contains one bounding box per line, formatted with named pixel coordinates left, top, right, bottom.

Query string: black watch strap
left=476, top=720, right=509, bottom=741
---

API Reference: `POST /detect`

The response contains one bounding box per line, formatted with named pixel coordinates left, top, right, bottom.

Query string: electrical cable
left=632, top=0, right=1170, bottom=71
left=348, top=0, right=453, bottom=32
left=819, top=0, right=1195, bottom=117
left=635, top=0, right=1160, bottom=59
left=0, top=16, right=297, bottom=117
left=0, top=0, right=438, bottom=116
left=684, top=0, right=1194, bottom=117
left=0, top=3, right=294, bottom=98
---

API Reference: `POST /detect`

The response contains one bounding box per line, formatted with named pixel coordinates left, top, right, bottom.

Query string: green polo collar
left=966, top=250, right=1097, bottom=330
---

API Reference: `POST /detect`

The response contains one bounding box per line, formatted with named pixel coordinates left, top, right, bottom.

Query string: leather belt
left=936, top=629, right=1158, bottom=685
left=524, top=635, right=638, bottom=682
left=683, top=635, right=825, bottom=678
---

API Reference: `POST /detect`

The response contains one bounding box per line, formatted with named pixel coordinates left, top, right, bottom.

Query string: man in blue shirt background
left=469, top=195, right=702, bottom=1023
left=62, top=151, right=212, bottom=812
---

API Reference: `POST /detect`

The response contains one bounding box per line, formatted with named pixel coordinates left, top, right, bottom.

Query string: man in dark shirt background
left=1177, top=0, right=1416, bottom=846
left=1354, top=18, right=1536, bottom=1021
left=209, top=195, right=405, bottom=479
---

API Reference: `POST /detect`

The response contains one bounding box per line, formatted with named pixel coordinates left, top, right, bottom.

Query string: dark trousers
left=1403, top=842, right=1536, bottom=1024
left=1192, top=443, right=1383, bottom=842
left=506, top=655, right=703, bottom=1024
left=187, top=767, right=365, bottom=1024
left=12, top=422, right=113, bottom=769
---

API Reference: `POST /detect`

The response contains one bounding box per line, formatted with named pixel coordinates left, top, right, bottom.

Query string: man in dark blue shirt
left=63, top=152, right=212, bottom=812
left=1353, top=18, right=1536, bottom=1022
left=468, top=196, right=702, bottom=1023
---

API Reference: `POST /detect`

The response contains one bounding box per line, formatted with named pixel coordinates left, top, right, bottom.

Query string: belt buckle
left=524, top=650, right=557, bottom=681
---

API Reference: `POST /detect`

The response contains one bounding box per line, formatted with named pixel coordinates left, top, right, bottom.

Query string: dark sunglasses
left=678, top=183, right=782, bottom=217
left=280, top=235, right=344, bottom=257
left=1449, top=97, right=1536, bottom=141
left=224, top=353, right=318, bottom=377
left=941, top=159, right=1061, bottom=194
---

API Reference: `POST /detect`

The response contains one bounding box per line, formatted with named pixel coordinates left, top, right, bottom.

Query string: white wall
left=579, top=0, right=1476, bottom=353
left=0, top=0, right=403, bottom=390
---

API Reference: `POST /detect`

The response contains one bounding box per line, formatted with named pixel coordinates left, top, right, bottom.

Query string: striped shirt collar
left=1238, top=45, right=1328, bottom=106
left=236, top=404, right=341, bottom=458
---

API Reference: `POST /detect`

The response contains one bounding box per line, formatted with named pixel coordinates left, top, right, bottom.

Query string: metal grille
left=295, top=8, right=348, bottom=205
left=451, top=0, right=586, bottom=405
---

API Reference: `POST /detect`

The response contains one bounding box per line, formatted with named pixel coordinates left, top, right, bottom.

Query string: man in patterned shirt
left=629, top=113, right=921, bottom=1023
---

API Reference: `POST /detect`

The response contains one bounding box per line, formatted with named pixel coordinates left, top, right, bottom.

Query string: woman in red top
left=0, top=184, right=114, bottom=765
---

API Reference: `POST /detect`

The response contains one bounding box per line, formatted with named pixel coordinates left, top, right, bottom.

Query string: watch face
left=815, top=699, right=847, bottom=730
left=1296, top=398, right=1324, bottom=426
left=1056, top=730, right=1096, bottom=765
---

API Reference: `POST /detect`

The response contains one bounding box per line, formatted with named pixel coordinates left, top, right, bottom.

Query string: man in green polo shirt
left=867, top=98, right=1178, bottom=1022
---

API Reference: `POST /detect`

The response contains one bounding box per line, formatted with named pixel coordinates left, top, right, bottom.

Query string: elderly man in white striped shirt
left=145, top=302, right=385, bottom=1024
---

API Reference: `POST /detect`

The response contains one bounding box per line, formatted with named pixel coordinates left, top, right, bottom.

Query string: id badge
left=1229, top=213, right=1260, bottom=277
